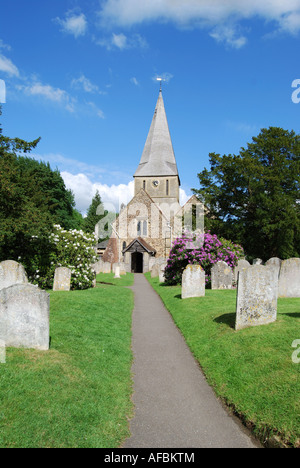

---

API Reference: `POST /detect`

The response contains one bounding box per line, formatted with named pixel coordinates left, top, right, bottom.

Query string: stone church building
left=102, top=88, right=202, bottom=273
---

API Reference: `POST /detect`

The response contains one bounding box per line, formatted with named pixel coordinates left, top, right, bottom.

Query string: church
left=102, top=87, right=202, bottom=273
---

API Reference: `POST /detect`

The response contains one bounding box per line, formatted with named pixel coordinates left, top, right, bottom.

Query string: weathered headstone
left=159, top=263, right=167, bottom=283
left=151, top=264, right=160, bottom=278
left=114, top=266, right=121, bottom=279
left=92, top=259, right=103, bottom=274
left=0, top=260, right=28, bottom=290
left=234, top=259, right=250, bottom=282
left=265, top=257, right=282, bottom=280
left=0, top=284, right=50, bottom=350
left=235, top=265, right=278, bottom=330
left=253, top=258, right=264, bottom=265
left=103, top=262, right=111, bottom=274
left=53, top=267, right=71, bottom=291
left=211, top=261, right=233, bottom=290
left=182, top=264, right=205, bottom=299
left=278, top=258, right=300, bottom=298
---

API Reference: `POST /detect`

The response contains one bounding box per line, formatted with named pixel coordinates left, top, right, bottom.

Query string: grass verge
left=0, top=273, right=134, bottom=448
left=146, top=273, right=300, bottom=448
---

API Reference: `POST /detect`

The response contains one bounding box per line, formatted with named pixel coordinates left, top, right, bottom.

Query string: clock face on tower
left=152, top=180, right=159, bottom=187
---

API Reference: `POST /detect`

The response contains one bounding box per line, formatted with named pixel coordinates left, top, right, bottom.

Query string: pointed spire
left=134, top=90, right=179, bottom=179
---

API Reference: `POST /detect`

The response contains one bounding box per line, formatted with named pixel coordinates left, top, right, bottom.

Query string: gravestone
left=103, top=262, right=111, bottom=274
left=234, top=259, right=250, bottom=282
left=53, top=267, right=71, bottom=291
left=92, top=259, right=103, bottom=274
left=0, top=260, right=28, bottom=290
left=265, top=257, right=282, bottom=280
left=159, top=263, right=167, bottom=283
left=278, top=258, right=300, bottom=298
left=211, top=261, right=233, bottom=290
left=0, top=284, right=50, bottom=350
left=253, top=258, right=264, bottom=265
left=182, top=264, right=205, bottom=299
left=235, top=265, right=278, bottom=331
left=151, top=264, right=160, bottom=278
left=114, top=266, right=121, bottom=279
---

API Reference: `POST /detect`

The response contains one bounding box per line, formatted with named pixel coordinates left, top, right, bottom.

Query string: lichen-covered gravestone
left=159, top=264, right=167, bottom=283
left=92, top=259, right=104, bottom=274
left=0, top=284, right=50, bottom=350
left=53, top=267, right=71, bottom=291
left=235, top=265, right=278, bottom=331
left=0, top=260, right=28, bottom=290
left=211, top=261, right=233, bottom=289
left=182, top=264, right=205, bottom=299
left=234, top=259, right=250, bottom=283
left=103, top=262, right=111, bottom=274
left=278, top=258, right=300, bottom=298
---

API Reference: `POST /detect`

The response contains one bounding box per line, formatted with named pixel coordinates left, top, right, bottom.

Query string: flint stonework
left=0, top=260, right=28, bottom=290
left=235, top=265, right=278, bottom=331
left=278, top=258, right=300, bottom=298
left=53, top=267, right=71, bottom=291
left=0, top=284, right=50, bottom=350
left=182, top=264, right=205, bottom=299
left=211, top=261, right=233, bottom=290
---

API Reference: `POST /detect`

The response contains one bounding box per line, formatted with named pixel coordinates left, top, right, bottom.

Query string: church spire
left=134, top=89, right=180, bottom=181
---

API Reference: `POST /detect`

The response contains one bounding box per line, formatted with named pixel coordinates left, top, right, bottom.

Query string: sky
left=1, top=0, right=300, bottom=214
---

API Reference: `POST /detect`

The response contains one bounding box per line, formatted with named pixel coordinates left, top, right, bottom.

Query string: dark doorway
left=131, top=252, right=143, bottom=273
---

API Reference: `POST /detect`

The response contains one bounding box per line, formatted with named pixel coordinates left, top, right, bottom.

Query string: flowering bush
left=164, top=231, right=244, bottom=286
left=28, top=224, right=98, bottom=290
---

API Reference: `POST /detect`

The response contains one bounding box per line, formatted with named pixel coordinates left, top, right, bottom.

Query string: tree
left=0, top=106, right=83, bottom=270
left=193, top=127, right=300, bottom=260
left=83, top=190, right=107, bottom=241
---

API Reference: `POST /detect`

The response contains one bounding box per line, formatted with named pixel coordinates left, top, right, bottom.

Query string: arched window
left=143, top=220, right=147, bottom=237
left=166, top=179, right=169, bottom=196
left=143, top=180, right=146, bottom=190
left=122, top=241, right=127, bottom=252
left=137, top=221, right=141, bottom=236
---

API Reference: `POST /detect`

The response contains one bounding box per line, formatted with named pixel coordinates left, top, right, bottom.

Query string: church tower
left=134, top=89, right=180, bottom=208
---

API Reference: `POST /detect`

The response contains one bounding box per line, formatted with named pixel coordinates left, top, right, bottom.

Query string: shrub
left=164, top=231, right=244, bottom=286
left=27, top=225, right=98, bottom=290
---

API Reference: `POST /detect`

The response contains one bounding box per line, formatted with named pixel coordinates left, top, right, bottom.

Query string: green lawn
left=0, top=273, right=134, bottom=448
left=146, top=273, right=300, bottom=448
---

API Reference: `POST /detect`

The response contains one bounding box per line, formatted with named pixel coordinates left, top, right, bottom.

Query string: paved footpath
left=123, top=274, right=261, bottom=449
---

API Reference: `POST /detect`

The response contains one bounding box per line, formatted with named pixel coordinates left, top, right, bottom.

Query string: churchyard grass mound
left=0, top=273, right=134, bottom=448
left=147, top=273, right=300, bottom=448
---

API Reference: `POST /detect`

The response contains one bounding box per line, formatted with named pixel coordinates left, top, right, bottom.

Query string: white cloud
left=210, top=25, right=247, bottom=49
left=0, top=53, right=19, bottom=77
left=96, top=32, right=147, bottom=50
left=98, top=0, right=300, bottom=44
left=20, top=81, right=76, bottom=113
left=62, top=171, right=135, bottom=213
left=71, top=75, right=103, bottom=94
left=55, top=11, right=88, bottom=38
left=130, top=77, right=140, bottom=86
left=61, top=170, right=191, bottom=215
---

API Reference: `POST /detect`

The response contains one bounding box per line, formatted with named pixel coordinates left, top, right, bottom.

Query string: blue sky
left=1, top=0, right=300, bottom=213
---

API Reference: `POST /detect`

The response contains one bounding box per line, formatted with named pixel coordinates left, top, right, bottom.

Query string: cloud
left=98, top=0, right=300, bottom=44
left=71, top=74, right=105, bottom=95
left=61, top=171, right=135, bottom=213
left=61, top=170, right=191, bottom=215
left=130, top=77, right=140, bottom=86
left=20, top=81, right=76, bottom=113
left=210, top=25, right=247, bottom=49
left=0, top=53, right=19, bottom=77
left=55, top=11, right=88, bottom=38
left=96, top=32, right=147, bottom=50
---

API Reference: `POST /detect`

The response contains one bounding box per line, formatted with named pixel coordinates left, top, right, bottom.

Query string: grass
left=0, top=273, right=134, bottom=448
left=146, top=273, right=300, bottom=448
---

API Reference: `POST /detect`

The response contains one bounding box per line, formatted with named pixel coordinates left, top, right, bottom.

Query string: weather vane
left=156, top=77, right=165, bottom=92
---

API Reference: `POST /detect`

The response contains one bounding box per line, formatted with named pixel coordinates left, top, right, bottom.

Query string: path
left=123, top=273, right=261, bottom=449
